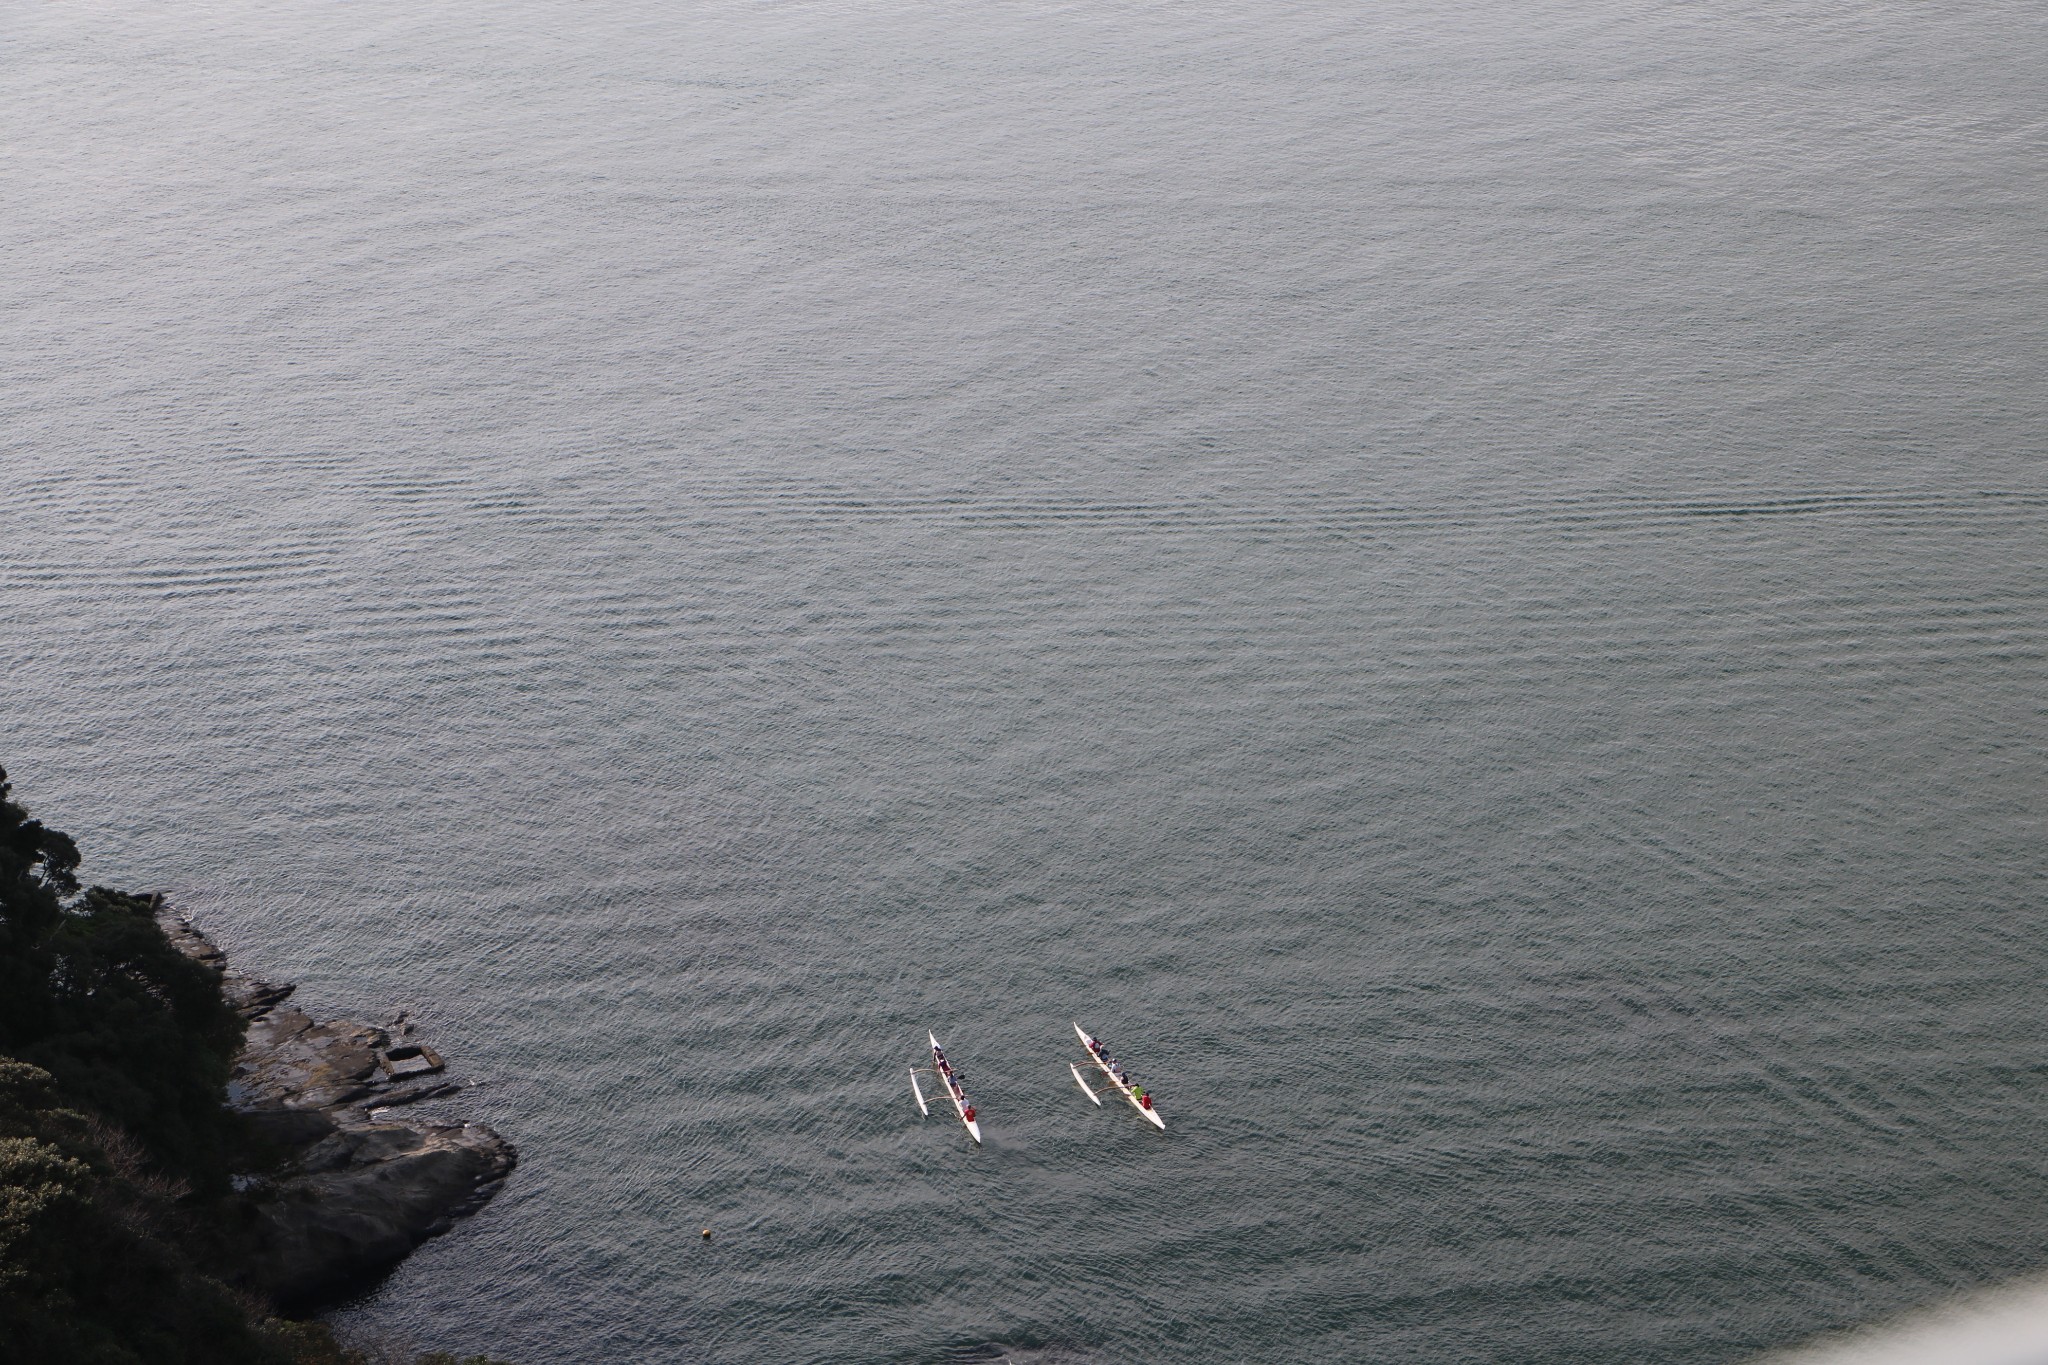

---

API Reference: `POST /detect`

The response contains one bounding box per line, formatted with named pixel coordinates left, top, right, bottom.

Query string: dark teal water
left=4, top=2, right=2046, bottom=1361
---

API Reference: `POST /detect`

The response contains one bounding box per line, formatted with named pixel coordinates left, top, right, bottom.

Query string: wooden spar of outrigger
left=911, top=1030, right=982, bottom=1144
left=1072, top=1022, right=1165, bottom=1130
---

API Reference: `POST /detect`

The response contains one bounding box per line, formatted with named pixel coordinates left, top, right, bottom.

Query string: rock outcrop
left=158, top=903, right=516, bottom=1311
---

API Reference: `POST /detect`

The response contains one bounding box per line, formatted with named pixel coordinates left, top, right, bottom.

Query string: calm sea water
left=5, top=1, right=2047, bottom=1361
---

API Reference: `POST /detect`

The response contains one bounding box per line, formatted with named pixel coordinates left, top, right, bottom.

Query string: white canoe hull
left=1073, top=1021, right=1166, bottom=1130
left=927, top=1030, right=983, bottom=1145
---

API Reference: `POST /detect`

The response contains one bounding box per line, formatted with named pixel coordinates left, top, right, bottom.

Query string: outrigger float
left=1070, top=1022, right=1165, bottom=1130
left=910, top=1031, right=982, bottom=1144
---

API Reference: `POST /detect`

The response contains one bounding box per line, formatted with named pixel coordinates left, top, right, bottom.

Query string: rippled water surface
left=5, top=1, right=2047, bottom=1361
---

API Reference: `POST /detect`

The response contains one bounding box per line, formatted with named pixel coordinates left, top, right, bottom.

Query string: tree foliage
left=0, top=765, right=247, bottom=1187
left=0, top=1056, right=274, bottom=1364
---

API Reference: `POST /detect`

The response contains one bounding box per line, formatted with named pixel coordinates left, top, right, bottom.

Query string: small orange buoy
left=701, top=1228, right=713, bottom=1240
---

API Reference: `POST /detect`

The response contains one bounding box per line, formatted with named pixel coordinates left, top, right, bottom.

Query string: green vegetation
left=0, top=765, right=511, bottom=1365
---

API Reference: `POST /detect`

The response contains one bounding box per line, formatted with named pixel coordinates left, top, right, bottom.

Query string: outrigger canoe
left=1070, top=1022, right=1165, bottom=1130
left=910, top=1030, right=982, bottom=1144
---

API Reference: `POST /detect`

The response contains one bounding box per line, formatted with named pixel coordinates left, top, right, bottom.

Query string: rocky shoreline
left=157, top=903, right=517, bottom=1312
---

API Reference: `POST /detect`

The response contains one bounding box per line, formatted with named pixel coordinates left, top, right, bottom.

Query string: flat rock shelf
left=158, top=902, right=517, bottom=1312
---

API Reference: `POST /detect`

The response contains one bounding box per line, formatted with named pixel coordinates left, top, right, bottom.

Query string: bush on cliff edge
left=0, top=766, right=247, bottom=1190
